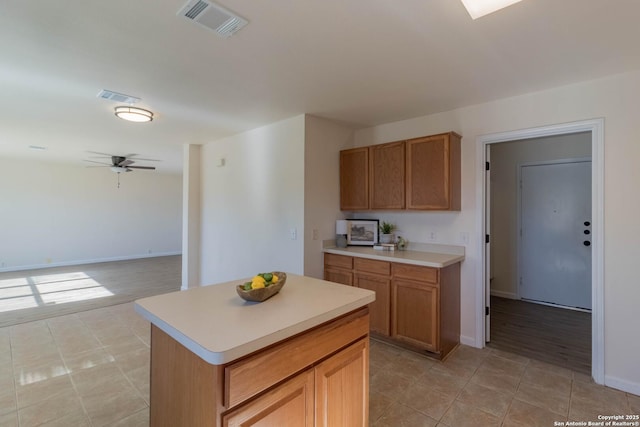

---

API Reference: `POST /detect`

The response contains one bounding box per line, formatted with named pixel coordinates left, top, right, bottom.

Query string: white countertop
left=323, top=245, right=464, bottom=268
left=134, top=274, right=375, bottom=365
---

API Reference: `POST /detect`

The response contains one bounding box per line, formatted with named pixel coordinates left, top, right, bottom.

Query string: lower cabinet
left=223, top=369, right=314, bottom=427
left=224, top=338, right=368, bottom=427
left=149, top=308, right=370, bottom=427
left=354, top=272, right=390, bottom=336
left=323, top=253, right=353, bottom=286
left=391, top=278, right=438, bottom=352
left=315, top=339, right=369, bottom=426
left=323, top=253, right=460, bottom=358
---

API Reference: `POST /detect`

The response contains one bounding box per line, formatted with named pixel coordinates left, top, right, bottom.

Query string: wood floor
left=0, top=255, right=181, bottom=328
left=489, top=296, right=591, bottom=375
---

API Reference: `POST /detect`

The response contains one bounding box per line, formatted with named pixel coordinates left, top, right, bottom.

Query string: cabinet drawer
left=354, top=258, right=390, bottom=276
left=224, top=309, right=369, bottom=409
left=392, top=263, right=438, bottom=284
left=324, top=253, right=353, bottom=269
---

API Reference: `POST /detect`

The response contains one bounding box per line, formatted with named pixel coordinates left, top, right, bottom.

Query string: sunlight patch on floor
left=0, top=272, right=114, bottom=313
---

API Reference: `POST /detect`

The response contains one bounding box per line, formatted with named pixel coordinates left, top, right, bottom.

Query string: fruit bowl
left=236, top=272, right=287, bottom=302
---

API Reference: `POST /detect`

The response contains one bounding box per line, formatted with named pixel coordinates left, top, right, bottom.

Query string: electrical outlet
left=290, top=228, right=297, bottom=240
left=312, top=229, right=319, bottom=240
left=427, top=231, right=438, bottom=241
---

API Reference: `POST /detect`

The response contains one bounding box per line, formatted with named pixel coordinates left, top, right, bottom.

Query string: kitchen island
left=135, top=274, right=375, bottom=427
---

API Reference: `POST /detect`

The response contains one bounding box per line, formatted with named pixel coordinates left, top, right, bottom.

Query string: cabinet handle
left=583, top=241, right=591, bottom=247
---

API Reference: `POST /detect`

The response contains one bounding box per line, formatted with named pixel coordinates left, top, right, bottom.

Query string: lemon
left=251, top=281, right=265, bottom=289
left=271, top=274, right=279, bottom=283
left=251, top=276, right=266, bottom=289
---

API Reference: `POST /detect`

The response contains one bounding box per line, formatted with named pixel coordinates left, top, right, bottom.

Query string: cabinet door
left=340, top=147, right=369, bottom=210
left=392, top=278, right=439, bottom=352
left=406, top=133, right=461, bottom=210
left=315, top=339, right=369, bottom=427
left=324, top=267, right=353, bottom=286
left=354, top=273, right=390, bottom=336
left=370, top=141, right=405, bottom=209
left=223, top=369, right=314, bottom=427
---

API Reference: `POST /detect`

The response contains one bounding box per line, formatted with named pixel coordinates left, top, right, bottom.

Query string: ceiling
left=1, top=0, right=639, bottom=173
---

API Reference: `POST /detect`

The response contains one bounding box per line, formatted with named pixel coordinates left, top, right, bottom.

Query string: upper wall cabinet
left=340, top=132, right=461, bottom=211
left=406, top=132, right=461, bottom=210
left=340, top=147, right=369, bottom=210
left=370, top=141, right=405, bottom=210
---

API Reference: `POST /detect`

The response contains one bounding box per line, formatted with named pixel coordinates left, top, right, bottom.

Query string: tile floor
left=1, top=302, right=638, bottom=426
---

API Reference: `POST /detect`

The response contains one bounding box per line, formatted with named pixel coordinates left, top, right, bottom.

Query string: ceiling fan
left=84, top=151, right=158, bottom=173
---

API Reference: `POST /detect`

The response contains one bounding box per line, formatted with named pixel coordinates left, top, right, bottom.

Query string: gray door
left=520, top=160, right=592, bottom=310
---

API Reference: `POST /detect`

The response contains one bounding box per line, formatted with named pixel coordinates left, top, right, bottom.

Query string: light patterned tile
left=440, top=400, right=501, bottom=427
left=369, top=392, right=395, bottom=425
left=515, top=382, right=570, bottom=416
left=0, top=411, right=18, bottom=427
left=15, top=371, right=74, bottom=409
left=415, top=368, right=468, bottom=397
left=520, top=365, right=572, bottom=396
left=398, top=380, right=456, bottom=420
left=17, top=388, right=84, bottom=427
left=504, top=399, right=566, bottom=427
left=456, top=381, right=513, bottom=418
left=110, top=408, right=149, bottom=427
left=375, top=402, right=438, bottom=427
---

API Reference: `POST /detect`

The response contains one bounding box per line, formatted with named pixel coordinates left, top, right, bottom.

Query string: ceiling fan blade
left=85, top=165, right=110, bottom=168
left=86, top=150, right=115, bottom=157
left=119, top=159, right=134, bottom=167
left=127, top=157, right=160, bottom=162
left=128, top=166, right=156, bottom=170
left=84, top=159, right=112, bottom=166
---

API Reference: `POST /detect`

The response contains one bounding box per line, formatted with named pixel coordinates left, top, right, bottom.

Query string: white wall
left=199, top=116, right=305, bottom=285
left=354, top=70, right=640, bottom=394
left=490, top=133, right=592, bottom=298
left=303, top=115, right=355, bottom=279
left=182, top=144, right=201, bottom=289
left=0, top=158, right=182, bottom=270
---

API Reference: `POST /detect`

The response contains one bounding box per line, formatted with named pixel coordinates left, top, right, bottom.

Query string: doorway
left=519, top=159, right=592, bottom=310
left=476, top=119, right=604, bottom=384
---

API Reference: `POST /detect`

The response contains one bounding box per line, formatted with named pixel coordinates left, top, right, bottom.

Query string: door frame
left=517, top=157, right=592, bottom=305
left=475, top=118, right=604, bottom=384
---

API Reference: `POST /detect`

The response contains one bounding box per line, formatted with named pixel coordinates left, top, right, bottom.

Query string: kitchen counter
left=135, top=274, right=375, bottom=426
left=135, top=273, right=375, bottom=364
left=323, top=243, right=464, bottom=268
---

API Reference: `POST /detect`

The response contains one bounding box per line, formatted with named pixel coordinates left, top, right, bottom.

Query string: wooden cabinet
left=392, top=278, right=439, bottom=352
left=340, top=147, right=369, bottom=210
left=339, top=131, right=460, bottom=211
left=406, top=132, right=461, bottom=210
left=150, top=308, right=370, bottom=427
left=392, top=263, right=460, bottom=356
left=223, top=369, right=314, bottom=427
left=353, top=258, right=390, bottom=336
left=323, top=253, right=353, bottom=286
left=225, top=338, right=369, bottom=427
left=354, top=273, right=390, bottom=336
left=314, top=339, right=369, bottom=426
left=369, top=141, right=405, bottom=209
left=323, top=253, right=460, bottom=359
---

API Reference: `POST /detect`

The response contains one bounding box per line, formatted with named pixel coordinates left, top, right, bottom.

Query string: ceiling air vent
left=97, top=90, right=140, bottom=104
left=178, top=0, right=248, bottom=38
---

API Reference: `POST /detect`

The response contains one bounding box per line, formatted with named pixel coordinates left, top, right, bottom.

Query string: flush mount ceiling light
left=460, top=0, right=523, bottom=19
left=114, top=106, right=153, bottom=123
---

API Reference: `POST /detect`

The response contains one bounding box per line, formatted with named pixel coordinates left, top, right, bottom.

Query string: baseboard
left=460, top=334, right=478, bottom=348
left=490, top=290, right=517, bottom=299
left=605, top=374, right=640, bottom=396
left=0, top=252, right=182, bottom=273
